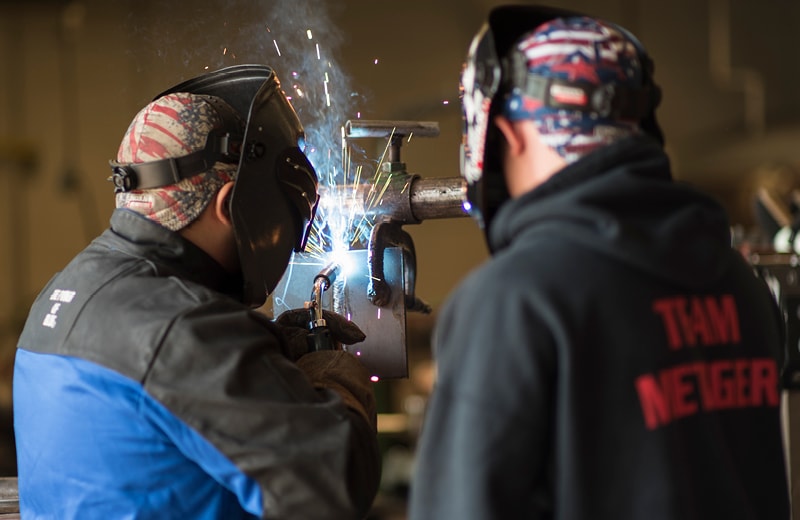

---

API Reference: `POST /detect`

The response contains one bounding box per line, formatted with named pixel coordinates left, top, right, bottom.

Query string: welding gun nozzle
left=314, top=261, right=341, bottom=290
left=308, top=261, right=342, bottom=331
left=306, top=261, right=342, bottom=352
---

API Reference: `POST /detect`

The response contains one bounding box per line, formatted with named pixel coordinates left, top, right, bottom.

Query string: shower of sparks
left=267, top=23, right=401, bottom=294
left=304, top=123, right=400, bottom=269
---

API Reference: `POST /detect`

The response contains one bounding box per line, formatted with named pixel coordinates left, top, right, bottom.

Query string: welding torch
left=306, top=261, right=341, bottom=352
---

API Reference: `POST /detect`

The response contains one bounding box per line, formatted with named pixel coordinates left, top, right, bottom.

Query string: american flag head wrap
left=505, top=17, right=643, bottom=163
left=114, top=92, right=239, bottom=231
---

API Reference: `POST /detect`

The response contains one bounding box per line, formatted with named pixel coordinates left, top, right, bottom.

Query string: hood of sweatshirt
left=488, top=136, right=732, bottom=288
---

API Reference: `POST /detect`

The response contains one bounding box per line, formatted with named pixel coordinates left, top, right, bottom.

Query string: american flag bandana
left=115, top=92, right=238, bottom=231
left=505, top=17, right=643, bottom=163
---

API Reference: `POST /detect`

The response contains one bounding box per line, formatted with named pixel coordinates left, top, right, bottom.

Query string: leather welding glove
left=296, top=349, right=380, bottom=515
left=296, top=350, right=377, bottom=428
left=276, top=310, right=379, bottom=513
left=275, top=308, right=366, bottom=362
left=275, top=309, right=376, bottom=426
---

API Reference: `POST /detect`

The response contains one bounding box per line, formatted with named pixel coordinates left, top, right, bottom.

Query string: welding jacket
left=13, top=208, right=380, bottom=520
left=409, top=135, right=790, bottom=520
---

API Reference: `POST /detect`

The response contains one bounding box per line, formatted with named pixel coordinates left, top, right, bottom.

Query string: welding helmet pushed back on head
left=112, top=65, right=319, bottom=307
left=460, top=5, right=663, bottom=231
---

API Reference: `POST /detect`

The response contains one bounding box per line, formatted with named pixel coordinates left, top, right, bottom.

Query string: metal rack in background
left=750, top=252, right=800, bottom=518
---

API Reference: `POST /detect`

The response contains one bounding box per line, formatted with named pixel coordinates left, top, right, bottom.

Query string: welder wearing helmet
left=13, top=65, right=379, bottom=520
left=409, top=6, right=789, bottom=520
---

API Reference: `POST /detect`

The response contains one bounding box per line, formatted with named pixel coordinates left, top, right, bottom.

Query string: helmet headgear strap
left=107, top=95, right=244, bottom=193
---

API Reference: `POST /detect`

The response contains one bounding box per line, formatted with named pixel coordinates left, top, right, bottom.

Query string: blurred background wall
left=1, top=0, right=798, bottom=514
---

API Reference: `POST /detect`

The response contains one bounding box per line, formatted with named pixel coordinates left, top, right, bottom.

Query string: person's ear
left=214, top=181, right=235, bottom=227
left=494, top=115, right=525, bottom=157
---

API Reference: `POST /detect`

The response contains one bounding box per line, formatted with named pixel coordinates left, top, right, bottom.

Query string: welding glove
left=297, top=349, right=381, bottom=519
left=275, top=310, right=379, bottom=505
left=296, top=350, right=377, bottom=429
left=275, top=308, right=366, bottom=362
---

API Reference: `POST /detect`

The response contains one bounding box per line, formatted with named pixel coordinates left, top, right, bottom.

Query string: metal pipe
left=319, top=176, right=468, bottom=225
left=409, top=177, right=468, bottom=221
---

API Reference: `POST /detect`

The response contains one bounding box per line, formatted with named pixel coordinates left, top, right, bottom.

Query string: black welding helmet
left=460, top=5, right=663, bottom=232
left=151, top=65, right=319, bottom=306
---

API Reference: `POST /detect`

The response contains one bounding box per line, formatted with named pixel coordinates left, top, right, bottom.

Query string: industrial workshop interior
left=1, top=0, right=800, bottom=518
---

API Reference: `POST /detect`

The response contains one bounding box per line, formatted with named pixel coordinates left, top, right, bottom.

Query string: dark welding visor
left=157, top=65, right=320, bottom=306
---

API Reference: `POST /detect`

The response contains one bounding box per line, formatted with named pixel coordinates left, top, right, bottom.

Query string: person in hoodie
left=409, top=6, right=790, bottom=520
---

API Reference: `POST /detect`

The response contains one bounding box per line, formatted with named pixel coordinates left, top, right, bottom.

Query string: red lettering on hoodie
left=637, top=294, right=774, bottom=429
left=652, top=295, right=740, bottom=349
left=635, top=358, right=779, bottom=430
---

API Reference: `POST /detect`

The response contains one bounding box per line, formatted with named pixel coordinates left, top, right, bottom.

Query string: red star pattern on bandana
left=549, top=56, right=601, bottom=84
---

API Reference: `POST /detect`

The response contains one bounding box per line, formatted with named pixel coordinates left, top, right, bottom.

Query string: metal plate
left=267, top=248, right=408, bottom=379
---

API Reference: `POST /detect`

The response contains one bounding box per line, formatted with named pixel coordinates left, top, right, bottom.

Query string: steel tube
left=409, top=177, right=468, bottom=221
left=319, top=176, right=468, bottom=224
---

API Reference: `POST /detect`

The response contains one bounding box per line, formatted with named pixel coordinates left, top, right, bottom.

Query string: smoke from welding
left=261, top=1, right=373, bottom=253
left=128, top=0, right=362, bottom=167
left=128, top=0, right=373, bottom=252
left=261, top=0, right=361, bottom=178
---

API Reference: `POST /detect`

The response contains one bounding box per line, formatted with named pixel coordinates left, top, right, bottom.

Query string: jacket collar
left=107, top=209, right=244, bottom=301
